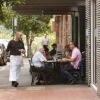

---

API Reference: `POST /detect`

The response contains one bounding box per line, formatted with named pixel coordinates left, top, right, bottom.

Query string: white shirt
left=32, top=51, right=47, bottom=67
left=42, top=37, right=49, bottom=45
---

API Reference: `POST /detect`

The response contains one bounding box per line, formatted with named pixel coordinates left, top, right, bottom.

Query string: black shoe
left=41, top=81, right=46, bottom=85
left=36, top=81, right=42, bottom=85
left=69, top=79, right=76, bottom=85
left=12, top=82, right=19, bottom=87
left=12, top=81, right=15, bottom=85
left=12, top=81, right=17, bottom=85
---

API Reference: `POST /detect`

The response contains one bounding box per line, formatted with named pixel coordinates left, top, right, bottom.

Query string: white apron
left=9, top=55, right=23, bottom=81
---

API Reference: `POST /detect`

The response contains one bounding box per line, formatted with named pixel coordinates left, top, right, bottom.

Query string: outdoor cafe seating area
left=29, top=52, right=85, bottom=86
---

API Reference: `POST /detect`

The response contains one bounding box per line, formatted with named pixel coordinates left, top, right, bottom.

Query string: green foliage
left=0, top=32, right=12, bottom=39
left=31, top=32, right=56, bottom=54
left=2, top=7, right=14, bottom=28
left=1, top=6, right=52, bottom=36
left=0, top=0, right=24, bottom=6
left=17, top=15, right=51, bottom=35
left=0, top=0, right=24, bottom=22
left=0, top=6, right=52, bottom=57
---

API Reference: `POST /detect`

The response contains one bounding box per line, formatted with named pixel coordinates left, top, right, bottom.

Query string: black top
left=49, top=49, right=56, bottom=56
left=6, top=40, right=25, bottom=55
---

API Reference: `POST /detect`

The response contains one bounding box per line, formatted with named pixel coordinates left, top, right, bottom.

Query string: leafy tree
left=0, top=0, right=24, bottom=21
left=1, top=7, right=51, bottom=57
left=18, top=15, right=51, bottom=57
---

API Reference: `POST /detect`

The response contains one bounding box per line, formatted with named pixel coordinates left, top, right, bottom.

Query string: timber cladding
left=85, top=0, right=91, bottom=85
left=96, top=0, right=100, bottom=97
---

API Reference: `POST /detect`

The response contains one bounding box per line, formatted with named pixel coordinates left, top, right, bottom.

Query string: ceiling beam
left=13, top=6, right=78, bottom=15
left=13, top=0, right=85, bottom=15
left=24, top=0, right=85, bottom=6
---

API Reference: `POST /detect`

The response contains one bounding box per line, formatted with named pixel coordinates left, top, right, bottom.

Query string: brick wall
left=55, top=15, right=71, bottom=48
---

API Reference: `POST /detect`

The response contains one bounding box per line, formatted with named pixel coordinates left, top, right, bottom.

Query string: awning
left=13, top=0, right=85, bottom=15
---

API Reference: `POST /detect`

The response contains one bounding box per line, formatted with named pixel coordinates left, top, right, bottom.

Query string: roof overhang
left=13, top=0, right=85, bottom=15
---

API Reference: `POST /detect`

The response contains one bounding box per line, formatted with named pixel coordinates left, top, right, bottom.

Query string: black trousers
left=61, top=64, right=75, bottom=82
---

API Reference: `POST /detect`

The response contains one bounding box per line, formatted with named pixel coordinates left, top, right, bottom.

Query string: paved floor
left=0, top=58, right=100, bottom=100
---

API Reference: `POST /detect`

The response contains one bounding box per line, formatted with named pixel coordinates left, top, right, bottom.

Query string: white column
left=90, top=0, right=97, bottom=91
left=91, top=0, right=94, bottom=85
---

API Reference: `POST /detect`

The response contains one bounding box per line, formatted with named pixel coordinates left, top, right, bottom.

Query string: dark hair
left=45, top=48, right=49, bottom=52
left=43, top=45, right=49, bottom=52
left=64, top=44, right=72, bottom=53
left=70, top=41, right=77, bottom=47
left=51, top=43, right=57, bottom=47
left=65, top=44, right=70, bottom=51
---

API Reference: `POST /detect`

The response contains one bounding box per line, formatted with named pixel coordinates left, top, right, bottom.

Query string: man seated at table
left=32, top=45, right=53, bottom=84
left=61, top=41, right=82, bottom=84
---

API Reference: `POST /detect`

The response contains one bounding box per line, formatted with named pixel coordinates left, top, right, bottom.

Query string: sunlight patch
left=26, top=86, right=45, bottom=90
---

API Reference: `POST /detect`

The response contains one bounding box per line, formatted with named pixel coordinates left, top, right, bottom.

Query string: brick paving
left=0, top=85, right=100, bottom=100
left=0, top=58, right=100, bottom=100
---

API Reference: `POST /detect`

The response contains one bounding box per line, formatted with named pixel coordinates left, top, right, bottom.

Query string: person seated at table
left=59, top=53, right=70, bottom=69
left=61, top=41, right=82, bottom=84
left=32, top=45, right=47, bottom=84
left=60, top=45, right=71, bottom=68
left=32, top=45, right=53, bottom=85
left=49, top=43, right=57, bottom=56
left=64, top=44, right=70, bottom=53
left=43, top=46, right=53, bottom=60
left=63, top=44, right=71, bottom=59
